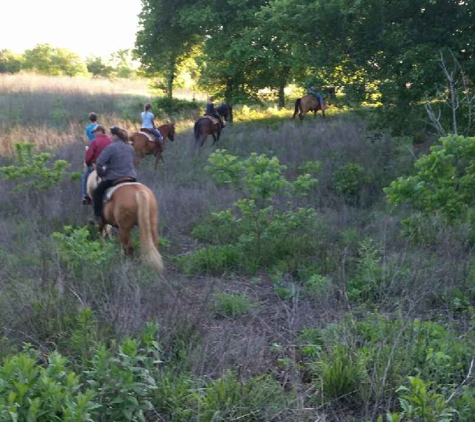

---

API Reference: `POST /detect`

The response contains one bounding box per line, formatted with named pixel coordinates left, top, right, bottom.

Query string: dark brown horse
left=292, top=95, right=328, bottom=120
left=87, top=170, right=163, bottom=273
left=129, top=122, right=176, bottom=168
left=193, top=116, right=222, bottom=148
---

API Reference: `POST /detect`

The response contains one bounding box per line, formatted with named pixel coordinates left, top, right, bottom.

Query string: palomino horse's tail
left=136, top=189, right=164, bottom=273
left=292, top=98, right=301, bottom=119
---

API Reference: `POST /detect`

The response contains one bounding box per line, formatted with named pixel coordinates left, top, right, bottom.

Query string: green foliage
left=388, top=377, right=457, bottom=422
left=347, top=239, right=384, bottom=302
left=211, top=292, right=252, bottom=318
left=193, top=371, right=289, bottom=421
left=23, top=43, right=87, bottom=76
left=53, top=226, right=116, bottom=275
left=180, top=245, right=243, bottom=275
left=304, top=274, right=331, bottom=299
left=0, top=49, right=23, bottom=74
left=317, top=345, right=366, bottom=405
left=0, top=142, right=69, bottom=192
left=0, top=350, right=98, bottom=421
left=334, top=163, right=371, bottom=198
left=186, top=150, right=321, bottom=275
left=85, top=335, right=160, bottom=421
left=386, top=135, right=475, bottom=221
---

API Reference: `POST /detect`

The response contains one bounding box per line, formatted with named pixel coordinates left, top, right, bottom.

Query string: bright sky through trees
left=0, top=0, right=142, bottom=57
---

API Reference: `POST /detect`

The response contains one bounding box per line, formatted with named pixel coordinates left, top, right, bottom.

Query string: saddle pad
left=140, top=131, right=155, bottom=142
left=204, top=115, right=220, bottom=125
left=104, top=182, right=142, bottom=202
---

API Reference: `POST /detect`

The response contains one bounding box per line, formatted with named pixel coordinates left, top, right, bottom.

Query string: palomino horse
left=292, top=95, right=328, bottom=120
left=129, top=122, right=176, bottom=168
left=87, top=171, right=164, bottom=273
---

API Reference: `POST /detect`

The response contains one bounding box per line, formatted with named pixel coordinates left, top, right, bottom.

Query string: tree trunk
left=278, top=84, right=285, bottom=109
left=166, top=57, right=176, bottom=100
left=225, top=78, right=234, bottom=124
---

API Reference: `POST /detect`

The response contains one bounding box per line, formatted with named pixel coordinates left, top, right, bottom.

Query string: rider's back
left=97, top=142, right=137, bottom=181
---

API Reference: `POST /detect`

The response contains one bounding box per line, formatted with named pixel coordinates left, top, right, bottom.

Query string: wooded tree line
left=135, top=0, right=474, bottom=111
left=0, top=44, right=137, bottom=78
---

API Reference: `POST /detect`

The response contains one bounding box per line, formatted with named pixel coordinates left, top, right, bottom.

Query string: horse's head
left=217, top=103, right=229, bottom=122
left=166, top=121, right=176, bottom=142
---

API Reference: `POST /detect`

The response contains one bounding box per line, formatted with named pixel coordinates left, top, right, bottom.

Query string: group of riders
left=82, top=87, right=324, bottom=227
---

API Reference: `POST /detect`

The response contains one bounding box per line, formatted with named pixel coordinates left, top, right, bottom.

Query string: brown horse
left=292, top=95, right=328, bottom=120
left=87, top=171, right=164, bottom=273
left=129, top=122, right=176, bottom=168
left=193, top=116, right=222, bottom=148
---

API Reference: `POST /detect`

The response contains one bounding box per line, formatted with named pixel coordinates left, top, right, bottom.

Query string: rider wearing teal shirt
left=85, top=112, right=99, bottom=144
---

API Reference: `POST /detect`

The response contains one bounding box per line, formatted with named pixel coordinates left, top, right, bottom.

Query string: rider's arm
left=96, top=145, right=111, bottom=176
left=85, top=141, right=97, bottom=166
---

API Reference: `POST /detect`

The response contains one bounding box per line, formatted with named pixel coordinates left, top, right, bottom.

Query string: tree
left=135, top=0, right=200, bottom=99
left=0, top=49, right=22, bottom=74
left=23, top=44, right=87, bottom=76
left=86, top=56, right=113, bottom=78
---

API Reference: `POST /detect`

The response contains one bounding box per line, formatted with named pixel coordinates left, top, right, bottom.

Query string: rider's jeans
left=82, top=165, right=94, bottom=198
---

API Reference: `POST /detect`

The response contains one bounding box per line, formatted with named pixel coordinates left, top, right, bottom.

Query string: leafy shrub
left=53, top=225, right=117, bottom=277
left=386, top=377, right=457, bottom=422
left=186, top=150, right=321, bottom=275
left=211, top=292, right=252, bottom=318
left=0, top=350, right=98, bottom=421
left=304, top=274, right=331, bottom=299
left=334, top=163, right=371, bottom=198
left=385, top=135, right=475, bottom=222
left=0, top=142, right=69, bottom=192
left=180, top=245, right=243, bottom=275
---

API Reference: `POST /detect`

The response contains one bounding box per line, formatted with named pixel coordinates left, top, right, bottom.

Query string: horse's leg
left=314, top=110, right=317, bottom=118
left=322, top=110, right=326, bottom=118
left=118, top=227, right=134, bottom=257
left=211, top=134, right=217, bottom=146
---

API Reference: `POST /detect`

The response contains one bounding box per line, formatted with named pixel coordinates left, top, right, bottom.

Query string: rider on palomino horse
left=82, top=125, right=111, bottom=205
left=141, top=103, right=164, bottom=150
left=91, top=126, right=137, bottom=227
left=205, top=96, right=226, bottom=130
left=307, top=86, right=326, bottom=110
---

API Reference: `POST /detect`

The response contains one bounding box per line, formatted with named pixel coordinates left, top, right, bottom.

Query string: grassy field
left=1, top=75, right=474, bottom=421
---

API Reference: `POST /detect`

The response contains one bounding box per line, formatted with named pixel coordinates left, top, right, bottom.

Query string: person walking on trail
left=91, top=126, right=137, bottom=226
left=306, top=86, right=325, bottom=110
left=205, top=96, right=226, bottom=129
left=141, top=103, right=164, bottom=149
left=85, top=112, right=100, bottom=144
left=81, top=125, right=111, bottom=205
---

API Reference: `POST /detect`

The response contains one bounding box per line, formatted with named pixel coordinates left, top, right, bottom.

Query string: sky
left=0, top=0, right=142, bottom=58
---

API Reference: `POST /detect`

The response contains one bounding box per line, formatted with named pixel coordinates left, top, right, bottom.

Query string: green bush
left=186, top=150, right=321, bottom=275
left=211, top=292, right=253, bottom=318
left=180, top=245, right=243, bottom=275
left=334, top=163, right=371, bottom=198
left=0, top=350, right=98, bottom=421
left=385, top=135, right=475, bottom=222
left=0, top=142, right=69, bottom=192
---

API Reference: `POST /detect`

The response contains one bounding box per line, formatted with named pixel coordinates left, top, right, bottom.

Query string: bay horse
left=87, top=171, right=163, bottom=273
left=193, top=103, right=229, bottom=149
left=292, top=95, right=328, bottom=120
left=129, top=122, right=176, bottom=168
left=193, top=116, right=222, bottom=148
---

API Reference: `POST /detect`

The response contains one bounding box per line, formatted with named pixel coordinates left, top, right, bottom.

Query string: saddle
left=203, top=115, right=220, bottom=126
left=103, top=181, right=141, bottom=203
left=140, top=128, right=157, bottom=143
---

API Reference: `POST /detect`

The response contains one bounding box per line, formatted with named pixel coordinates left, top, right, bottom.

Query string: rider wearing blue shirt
left=141, top=104, right=163, bottom=147
left=85, top=112, right=99, bottom=144
left=307, top=86, right=325, bottom=109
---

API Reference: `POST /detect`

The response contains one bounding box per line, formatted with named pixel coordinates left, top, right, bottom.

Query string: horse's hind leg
left=118, top=227, right=134, bottom=257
